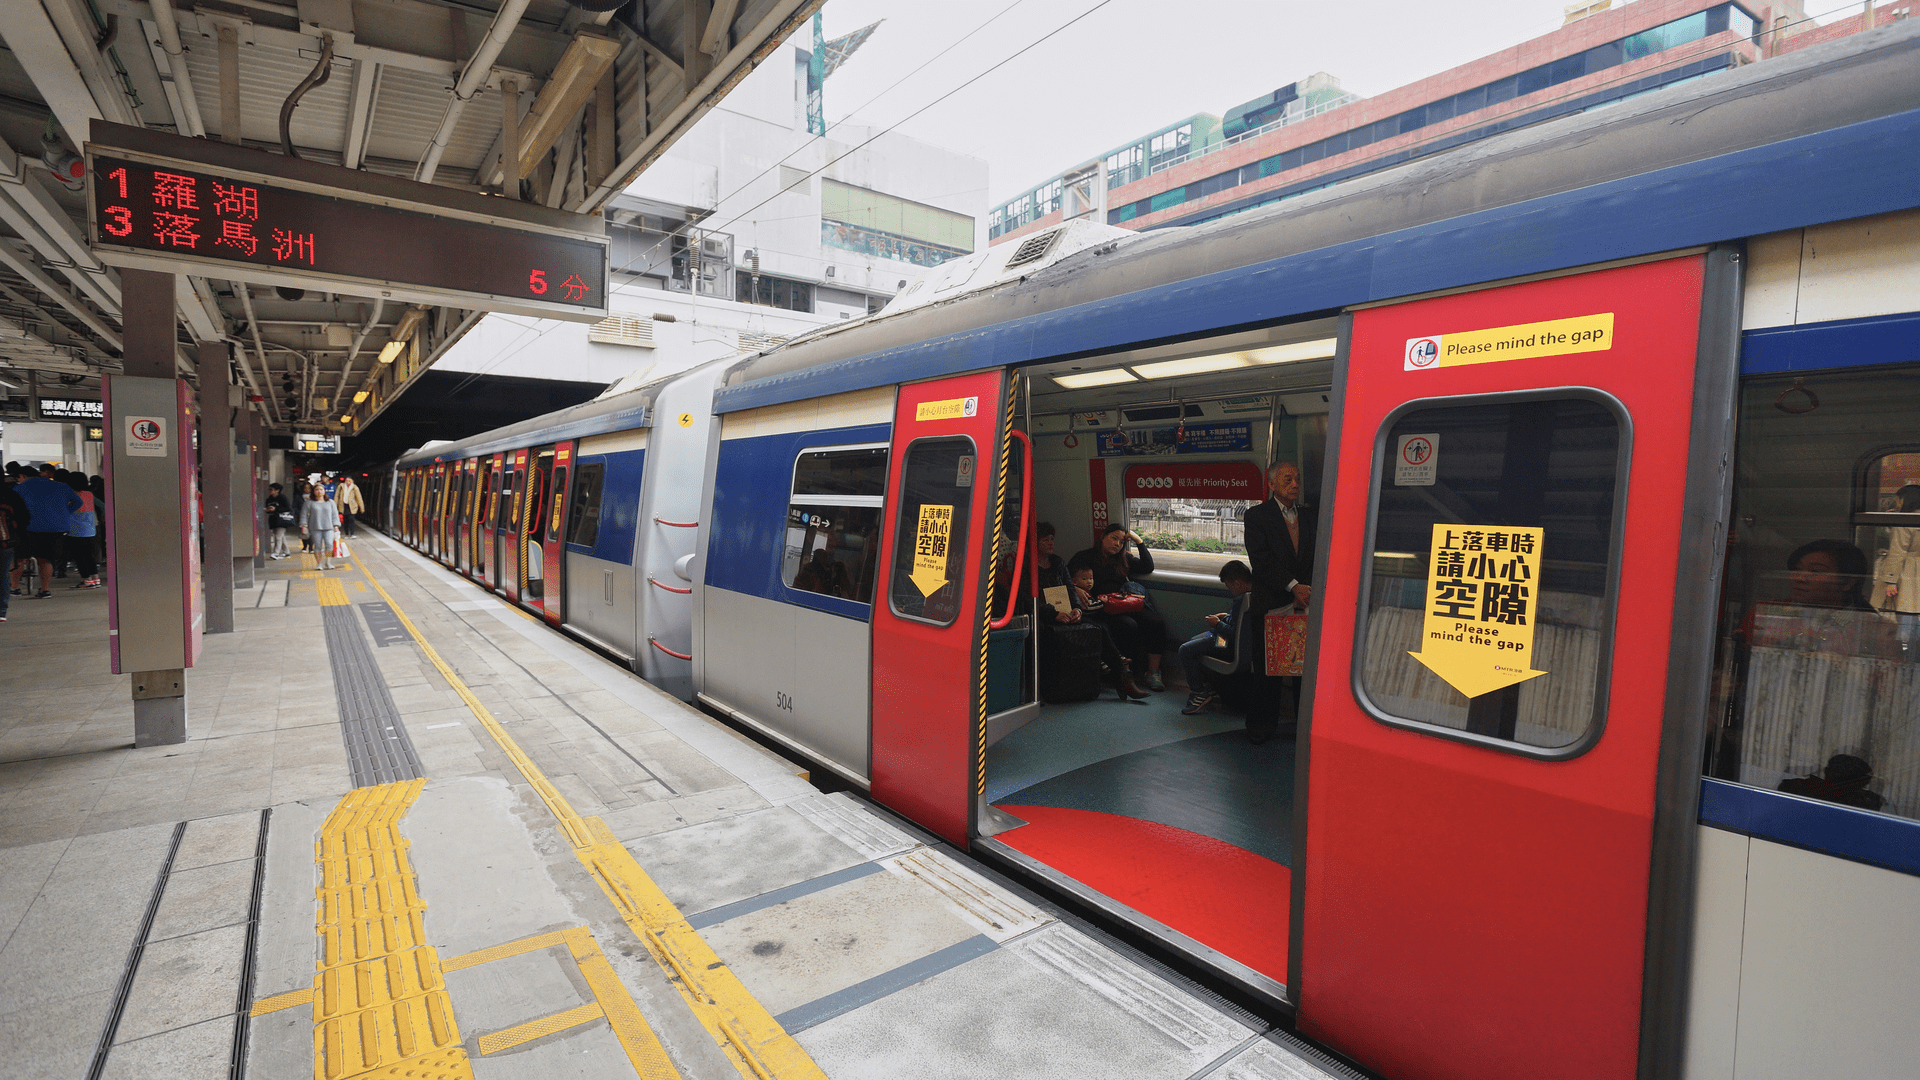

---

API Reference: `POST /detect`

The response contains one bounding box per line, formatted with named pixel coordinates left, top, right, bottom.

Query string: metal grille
left=322, top=605, right=424, bottom=786
left=1004, top=228, right=1062, bottom=268
left=739, top=331, right=790, bottom=352
left=588, top=314, right=655, bottom=348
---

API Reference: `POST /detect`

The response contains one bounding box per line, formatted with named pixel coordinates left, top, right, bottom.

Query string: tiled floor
left=0, top=535, right=1340, bottom=1080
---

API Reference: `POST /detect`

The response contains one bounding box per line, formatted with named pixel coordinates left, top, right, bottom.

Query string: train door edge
left=869, top=368, right=1010, bottom=846
left=542, top=442, right=574, bottom=626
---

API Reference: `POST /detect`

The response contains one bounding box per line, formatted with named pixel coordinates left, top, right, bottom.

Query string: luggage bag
left=1039, top=622, right=1106, bottom=703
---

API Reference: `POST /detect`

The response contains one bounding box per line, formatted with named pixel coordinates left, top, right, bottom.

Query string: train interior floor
left=0, top=533, right=1349, bottom=1080
left=987, top=692, right=1296, bottom=980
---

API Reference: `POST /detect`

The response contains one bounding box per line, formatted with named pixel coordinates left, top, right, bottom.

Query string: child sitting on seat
left=1180, top=561, right=1255, bottom=714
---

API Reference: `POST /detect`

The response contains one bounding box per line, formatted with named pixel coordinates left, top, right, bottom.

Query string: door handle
left=990, top=429, right=1034, bottom=630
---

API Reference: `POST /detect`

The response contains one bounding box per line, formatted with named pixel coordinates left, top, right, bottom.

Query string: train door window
left=567, top=462, right=606, bottom=547
left=1707, top=367, right=1920, bottom=822
left=547, top=459, right=569, bottom=543
left=1355, top=392, right=1628, bottom=756
left=887, top=437, right=975, bottom=625
left=785, top=445, right=888, bottom=603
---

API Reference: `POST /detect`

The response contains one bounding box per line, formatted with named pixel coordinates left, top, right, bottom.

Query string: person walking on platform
left=0, top=478, right=27, bottom=621
left=63, top=473, right=100, bottom=589
left=300, top=484, right=341, bottom=570
left=9, top=464, right=80, bottom=599
left=335, top=475, right=365, bottom=538
left=264, top=483, right=294, bottom=559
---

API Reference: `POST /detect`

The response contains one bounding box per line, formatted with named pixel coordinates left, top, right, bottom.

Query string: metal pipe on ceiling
left=279, top=35, right=335, bottom=159
left=233, top=282, right=277, bottom=426
left=334, top=297, right=384, bottom=406
left=415, top=0, right=534, bottom=184
left=148, top=0, right=208, bottom=138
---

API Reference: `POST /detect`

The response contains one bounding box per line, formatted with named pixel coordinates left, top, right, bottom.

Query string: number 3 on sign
left=528, top=269, right=548, bottom=294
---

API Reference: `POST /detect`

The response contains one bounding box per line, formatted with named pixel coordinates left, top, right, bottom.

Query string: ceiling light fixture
left=352, top=391, right=369, bottom=403
left=1130, top=337, right=1339, bottom=380
left=1051, top=369, right=1138, bottom=389
left=377, top=340, right=404, bottom=364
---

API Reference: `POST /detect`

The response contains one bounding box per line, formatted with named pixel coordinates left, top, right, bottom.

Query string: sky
left=809, top=0, right=1860, bottom=206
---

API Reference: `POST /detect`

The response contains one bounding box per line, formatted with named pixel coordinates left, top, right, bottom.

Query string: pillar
left=199, top=340, right=235, bottom=633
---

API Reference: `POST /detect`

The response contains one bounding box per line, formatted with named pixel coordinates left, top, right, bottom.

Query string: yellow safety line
left=251, top=987, right=314, bottom=1016
left=442, top=929, right=570, bottom=973
left=477, top=1002, right=604, bottom=1055
left=317, top=578, right=349, bottom=606
left=310, top=780, right=473, bottom=1080
left=564, top=927, right=684, bottom=1079
left=349, top=553, right=827, bottom=1080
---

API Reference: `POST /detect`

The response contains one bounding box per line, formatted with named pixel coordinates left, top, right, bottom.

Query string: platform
left=0, top=534, right=1354, bottom=1080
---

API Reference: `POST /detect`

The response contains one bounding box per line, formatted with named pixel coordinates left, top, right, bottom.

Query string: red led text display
left=91, top=157, right=606, bottom=312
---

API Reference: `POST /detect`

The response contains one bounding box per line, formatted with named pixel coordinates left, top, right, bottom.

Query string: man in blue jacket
left=10, top=463, right=81, bottom=600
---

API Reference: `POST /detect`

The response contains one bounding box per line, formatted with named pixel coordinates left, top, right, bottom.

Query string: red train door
left=455, top=460, right=474, bottom=574
left=504, top=450, right=529, bottom=602
left=477, top=455, right=498, bottom=585
left=540, top=442, right=573, bottom=626
left=870, top=370, right=1008, bottom=844
left=1297, top=256, right=1712, bottom=1080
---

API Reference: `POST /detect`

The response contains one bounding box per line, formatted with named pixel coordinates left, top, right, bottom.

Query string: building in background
left=405, top=24, right=987, bottom=438
left=991, top=0, right=1821, bottom=247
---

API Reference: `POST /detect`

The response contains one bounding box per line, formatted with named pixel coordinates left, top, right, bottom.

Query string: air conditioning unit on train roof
left=878, top=219, right=1138, bottom=319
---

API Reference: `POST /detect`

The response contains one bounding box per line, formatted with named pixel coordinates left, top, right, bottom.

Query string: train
left=380, top=24, right=1920, bottom=1080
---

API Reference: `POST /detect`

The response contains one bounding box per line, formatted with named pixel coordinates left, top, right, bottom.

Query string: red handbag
left=1097, top=592, right=1145, bottom=614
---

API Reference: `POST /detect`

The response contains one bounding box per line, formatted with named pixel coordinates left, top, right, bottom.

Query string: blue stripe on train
left=1699, top=777, right=1920, bottom=878
left=565, top=449, right=643, bottom=565
left=1740, top=311, right=1920, bottom=376
left=707, top=423, right=892, bottom=622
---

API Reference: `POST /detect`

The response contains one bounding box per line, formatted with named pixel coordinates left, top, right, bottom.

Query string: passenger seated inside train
left=1034, top=524, right=1147, bottom=701
left=1072, top=524, right=1168, bottom=690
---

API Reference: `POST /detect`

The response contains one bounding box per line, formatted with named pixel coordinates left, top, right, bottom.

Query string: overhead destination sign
left=84, top=122, right=608, bottom=322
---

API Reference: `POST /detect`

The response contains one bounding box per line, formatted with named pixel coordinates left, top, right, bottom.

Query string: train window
left=567, top=462, right=605, bottom=547
left=1355, top=391, right=1628, bottom=757
left=887, top=437, right=975, bottom=626
left=1706, top=368, right=1920, bottom=823
left=785, top=445, right=887, bottom=604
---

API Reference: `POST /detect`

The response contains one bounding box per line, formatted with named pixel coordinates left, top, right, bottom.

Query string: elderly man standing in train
left=1241, top=460, right=1316, bottom=743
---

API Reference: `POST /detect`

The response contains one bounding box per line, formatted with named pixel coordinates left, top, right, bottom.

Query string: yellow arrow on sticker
left=1408, top=523, right=1549, bottom=699
left=909, top=504, right=954, bottom=597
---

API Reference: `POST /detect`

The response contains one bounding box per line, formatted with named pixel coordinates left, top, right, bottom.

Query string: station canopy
left=0, top=0, right=822, bottom=435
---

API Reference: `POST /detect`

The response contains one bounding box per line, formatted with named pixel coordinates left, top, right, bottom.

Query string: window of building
left=822, top=180, right=975, bottom=268
left=1106, top=145, right=1145, bottom=188
left=1035, top=179, right=1063, bottom=216
left=735, top=271, right=815, bottom=312
left=669, top=232, right=733, bottom=298
left=785, top=445, right=888, bottom=604
left=1148, top=125, right=1192, bottom=169
left=566, top=461, right=605, bottom=547
left=887, top=437, right=975, bottom=626
left=1707, top=368, right=1920, bottom=822
left=1356, top=393, right=1627, bottom=756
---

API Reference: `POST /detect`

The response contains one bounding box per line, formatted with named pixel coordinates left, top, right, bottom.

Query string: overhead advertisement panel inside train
left=83, top=124, right=609, bottom=322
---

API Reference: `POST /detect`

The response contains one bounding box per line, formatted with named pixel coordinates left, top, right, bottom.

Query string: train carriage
left=386, top=24, right=1920, bottom=1080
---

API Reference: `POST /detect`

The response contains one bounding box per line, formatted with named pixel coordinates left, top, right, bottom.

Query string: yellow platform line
left=478, top=1002, right=604, bottom=1055
left=310, top=780, right=473, bottom=1080
left=251, top=987, right=314, bottom=1016
left=442, top=929, right=570, bottom=973
left=350, top=553, right=827, bottom=1080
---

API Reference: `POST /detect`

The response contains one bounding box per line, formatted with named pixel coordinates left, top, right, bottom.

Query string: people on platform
left=300, top=484, right=341, bottom=571
left=335, top=475, right=365, bottom=538
left=264, top=483, right=294, bottom=559
left=1178, top=561, right=1257, bottom=715
left=0, top=474, right=27, bottom=622
left=88, top=474, right=106, bottom=565
left=1073, top=523, right=1169, bottom=690
left=63, top=473, right=100, bottom=589
left=9, top=464, right=80, bottom=600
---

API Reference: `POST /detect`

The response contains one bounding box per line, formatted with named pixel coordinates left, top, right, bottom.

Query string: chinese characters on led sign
left=37, top=398, right=105, bottom=421
left=91, top=157, right=607, bottom=313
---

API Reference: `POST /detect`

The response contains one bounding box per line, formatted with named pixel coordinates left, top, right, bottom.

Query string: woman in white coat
left=1879, top=484, right=1920, bottom=653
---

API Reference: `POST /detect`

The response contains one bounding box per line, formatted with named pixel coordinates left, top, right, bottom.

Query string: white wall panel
left=1741, top=208, right=1920, bottom=330
left=1732, top=838, right=1920, bottom=1079
left=1682, top=826, right=1749, bottom=1080
left=720, top=385, right=895, bottom=440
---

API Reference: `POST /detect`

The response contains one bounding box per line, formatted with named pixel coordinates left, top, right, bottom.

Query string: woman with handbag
left=1072, top=523, right=1170, bottom=689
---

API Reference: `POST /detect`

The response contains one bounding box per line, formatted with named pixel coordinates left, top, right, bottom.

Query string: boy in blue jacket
left=1180, top=560, right=1255, bottom=714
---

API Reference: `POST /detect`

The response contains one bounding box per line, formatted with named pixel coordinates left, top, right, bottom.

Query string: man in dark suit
left=1241, top=461, right=1316, bottom=742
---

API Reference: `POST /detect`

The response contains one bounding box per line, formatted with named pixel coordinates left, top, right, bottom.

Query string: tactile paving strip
left=319, top=583, right=423, bottom=787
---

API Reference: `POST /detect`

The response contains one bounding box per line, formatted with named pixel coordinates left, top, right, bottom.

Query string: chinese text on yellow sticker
left=1408, top=523, right=1548, bottom=698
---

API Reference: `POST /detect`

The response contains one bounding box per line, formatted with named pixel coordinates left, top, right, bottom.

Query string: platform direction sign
left=84, top=121, right=608, bottom=322
left=1408, top=523, right=1548, bottom=698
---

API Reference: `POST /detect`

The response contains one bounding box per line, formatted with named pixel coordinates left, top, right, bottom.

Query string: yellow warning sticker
left=1404, top=313, right=1613, bottom=371
left=1408, top=523, right=1548, bottom=699
left=915, top=396, right=979, bottom=422
left=909, top=504, right=954, bottom=596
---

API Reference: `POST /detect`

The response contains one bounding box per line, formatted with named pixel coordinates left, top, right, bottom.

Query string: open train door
left=1295, top=251, right=1737, bottom=1080
left=871, top=370, right=1012, bottom=845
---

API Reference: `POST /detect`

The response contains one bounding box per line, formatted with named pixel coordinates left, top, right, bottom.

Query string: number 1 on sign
left=108, top=167, right=128, bottom=198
